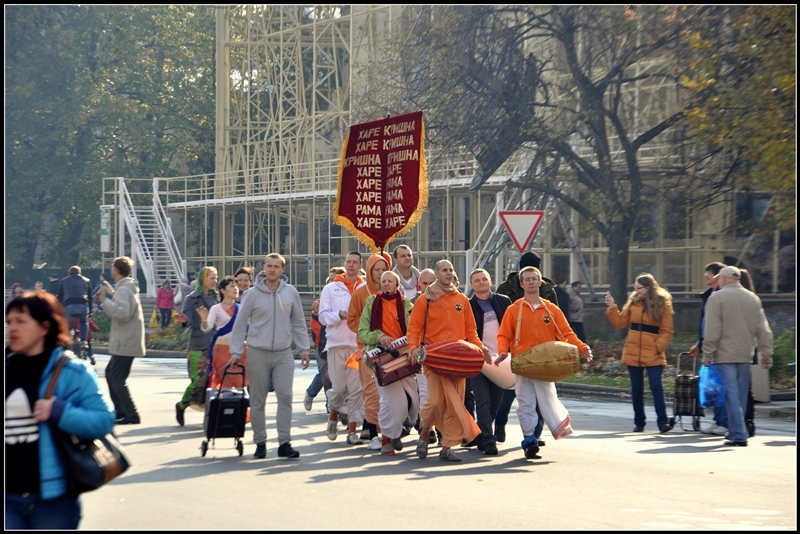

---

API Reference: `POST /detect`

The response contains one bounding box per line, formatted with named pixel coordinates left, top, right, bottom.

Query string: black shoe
left=484, top=442, right=498, bottom=456
left=254, top=442, right=267, bottom=458
left=461, top=436, right=481, bottom=448
left=746, top=421, right=756, bottom=438
left=278, top=442, right=300, bottom=458
left=175, top=402, right=185, bottom=426
left=660, top=424, right=672, bottom=434
left=537, top=439, right=545, bottom=447
left=524, top=443, right=541, bottom=460
left=632, top=425, right=644, bottom=432
left=723, top=440, right=748, bottom=447
left=116, top=416, right=141, bottom=425
left=495, top=424, right=506, bottom=443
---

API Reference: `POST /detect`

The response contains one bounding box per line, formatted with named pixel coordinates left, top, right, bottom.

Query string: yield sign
left=499, top=210, right=545, bottom=253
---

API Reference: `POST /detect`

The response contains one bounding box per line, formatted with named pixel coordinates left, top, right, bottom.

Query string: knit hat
left=519, top=251, right=541, bottom=270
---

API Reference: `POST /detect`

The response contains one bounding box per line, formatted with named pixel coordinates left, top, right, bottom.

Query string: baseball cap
left=715, top=266, right=741, bottom=279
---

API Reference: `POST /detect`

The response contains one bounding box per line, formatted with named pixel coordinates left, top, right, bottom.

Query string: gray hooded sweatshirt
left=230, top=272, right=310, bottom=359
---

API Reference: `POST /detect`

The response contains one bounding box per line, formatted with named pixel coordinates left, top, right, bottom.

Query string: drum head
left=481, top=356, right=515, bottom=389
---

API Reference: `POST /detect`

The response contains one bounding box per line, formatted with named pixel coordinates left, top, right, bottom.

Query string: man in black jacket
left=57, top=266, right=92, bottom=345
left=467, top=268, right=512, bottom=455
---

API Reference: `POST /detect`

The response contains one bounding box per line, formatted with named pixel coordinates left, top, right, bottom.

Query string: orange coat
left=497, top=298, right=588, bottom=357
left=606, top=300, right=674, bottom=367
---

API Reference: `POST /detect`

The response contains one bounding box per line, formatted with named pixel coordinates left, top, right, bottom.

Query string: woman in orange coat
left=605, top=273, right=674, bottom=434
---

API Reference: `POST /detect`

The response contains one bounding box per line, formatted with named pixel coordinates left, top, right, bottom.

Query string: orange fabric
left=420, top=368, right=480, bottom=448
left=380, top=307, right=405, bottom=341
left=347, top=285, right=372, bottom=348
left=346, top=351, right=360, bottom=369
left=358, top=357, right=380, bottom=431
left=310, top=315, right=321, bottom=348
left=334, top=273, right=362, bottom=295
left=406, top=291, right=483, bottom=446
left=605, top=300, right=674, bottom=367
left=406, top=292, right=483, bottom=353
left=497, top=298, right=589, bottom=357
left=346, top=253, right=391, bottom=341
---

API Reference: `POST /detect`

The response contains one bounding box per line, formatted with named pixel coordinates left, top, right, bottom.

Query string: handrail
left=118, top=180, right=156, bottom=297
left=153, top=179, right=186, bottom=281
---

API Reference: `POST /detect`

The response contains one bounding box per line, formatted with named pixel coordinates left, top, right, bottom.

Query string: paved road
left=80, top=355, right=796, bottom=530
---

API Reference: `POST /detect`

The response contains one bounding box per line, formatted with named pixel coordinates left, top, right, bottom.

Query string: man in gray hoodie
left=97, top=256, right=146, bottom=424
left=231, top=252, right=311, bottom=459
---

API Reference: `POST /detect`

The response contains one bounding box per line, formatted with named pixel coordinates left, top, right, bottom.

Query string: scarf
left=425, top=279, right=459, bottom=303
left=207, top=302, right=239, bottom=374
left=370, top=291, right=406, bottom=333
left=333, top=273, right=362, bottom=295
left=393, top=265, right=421, bottom=293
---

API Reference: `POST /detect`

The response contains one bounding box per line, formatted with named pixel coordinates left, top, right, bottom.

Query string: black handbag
left=45, top=356, right=131, bottom=495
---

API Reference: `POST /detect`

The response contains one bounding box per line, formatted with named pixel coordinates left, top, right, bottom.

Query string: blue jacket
left=36, top=347, right=116, bottom=499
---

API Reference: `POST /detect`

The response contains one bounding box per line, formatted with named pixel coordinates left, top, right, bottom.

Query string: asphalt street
left=78, top=354, right=796, bottom=531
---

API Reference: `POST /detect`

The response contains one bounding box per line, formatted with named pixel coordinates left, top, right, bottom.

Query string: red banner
left=333, top=111, right=428, bottom=251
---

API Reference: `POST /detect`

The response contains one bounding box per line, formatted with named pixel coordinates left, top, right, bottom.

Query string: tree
left=358, top=5, right=770, bottom=304
left=679, top=5, right=795, bottom=231
left=5, top=6, right=215, bottom=282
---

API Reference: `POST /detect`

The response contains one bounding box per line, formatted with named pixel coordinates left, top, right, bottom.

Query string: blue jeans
left=712, top=403, right=729, bottom=428
left=306, top=349, right=325, bottom=398
left=628, top=365, right=668, bottom=427
left=159, top=308, right=172, bottom=328
left=6, top=492, right=81, bottom=529
left=714, top=362, right=751, bottom=442
left=64, top=303, right=88, bottom=342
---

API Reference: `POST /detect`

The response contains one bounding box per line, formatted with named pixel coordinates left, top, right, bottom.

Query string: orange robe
left=406, top=292, right=484, bottom=448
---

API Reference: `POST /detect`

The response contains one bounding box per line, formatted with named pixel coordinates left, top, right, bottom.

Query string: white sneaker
left=303, top=394, right=313, bottom=411
left=359, top=428, right=371, bottom=440
left=366, top=436, right=382, bottom=450
left=701, top=423, right=728, bottom=436
left=347, top=432, right=363, bottom=445
left=326, top=419, right=338, bottom=441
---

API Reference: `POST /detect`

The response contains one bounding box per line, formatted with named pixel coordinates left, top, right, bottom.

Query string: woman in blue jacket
left=5, top=291, right=115, bottom=529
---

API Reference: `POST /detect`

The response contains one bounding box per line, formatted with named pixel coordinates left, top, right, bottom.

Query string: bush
left=768, top=313, right=796, bottom=380
left=147, top=325, right=190, bottom=352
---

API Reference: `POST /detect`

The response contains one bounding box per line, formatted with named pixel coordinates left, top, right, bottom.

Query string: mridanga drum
left=510, top=340, right=581, bottom=382
left=420, top=339, right=485, bottom=380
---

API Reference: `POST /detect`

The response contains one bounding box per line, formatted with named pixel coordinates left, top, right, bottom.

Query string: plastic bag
left=149, top=309, right=159, bottom=329
left=699, top=364, right=726, bottom=408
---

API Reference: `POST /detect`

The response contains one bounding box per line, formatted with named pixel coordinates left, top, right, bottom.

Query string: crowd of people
left=5, top=249, right=775, bottom=529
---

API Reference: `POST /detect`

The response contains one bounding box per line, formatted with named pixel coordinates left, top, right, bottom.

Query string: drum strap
left=419, top=298, right=430, bottom=360
left=515, top=298, right=565, bottom=355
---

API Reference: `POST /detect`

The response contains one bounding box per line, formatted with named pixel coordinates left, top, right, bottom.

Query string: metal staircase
left=115, top=178, right=186, bottom=297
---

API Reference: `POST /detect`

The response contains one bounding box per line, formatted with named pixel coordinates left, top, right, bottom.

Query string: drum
left=511, top=340, right=581, bottom=382
left=481, top=356, right=515, bottom=389
left=420, top=339, right=485, bottom=380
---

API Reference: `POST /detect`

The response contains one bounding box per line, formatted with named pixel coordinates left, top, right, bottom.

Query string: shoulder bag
left=46, top=356, right=131, bottom=495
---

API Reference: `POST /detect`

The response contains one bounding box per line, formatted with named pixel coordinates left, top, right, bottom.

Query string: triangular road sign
left=499, top=210, right=545, bottom=253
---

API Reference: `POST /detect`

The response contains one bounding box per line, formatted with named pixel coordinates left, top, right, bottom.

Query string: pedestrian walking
left=230, top=253, right=310, bottom=459
left=702, top=266, right=773, bottom=447
left=96, top=256, right=146, bottom=425
left=605, top=273, right=674, bottom=434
